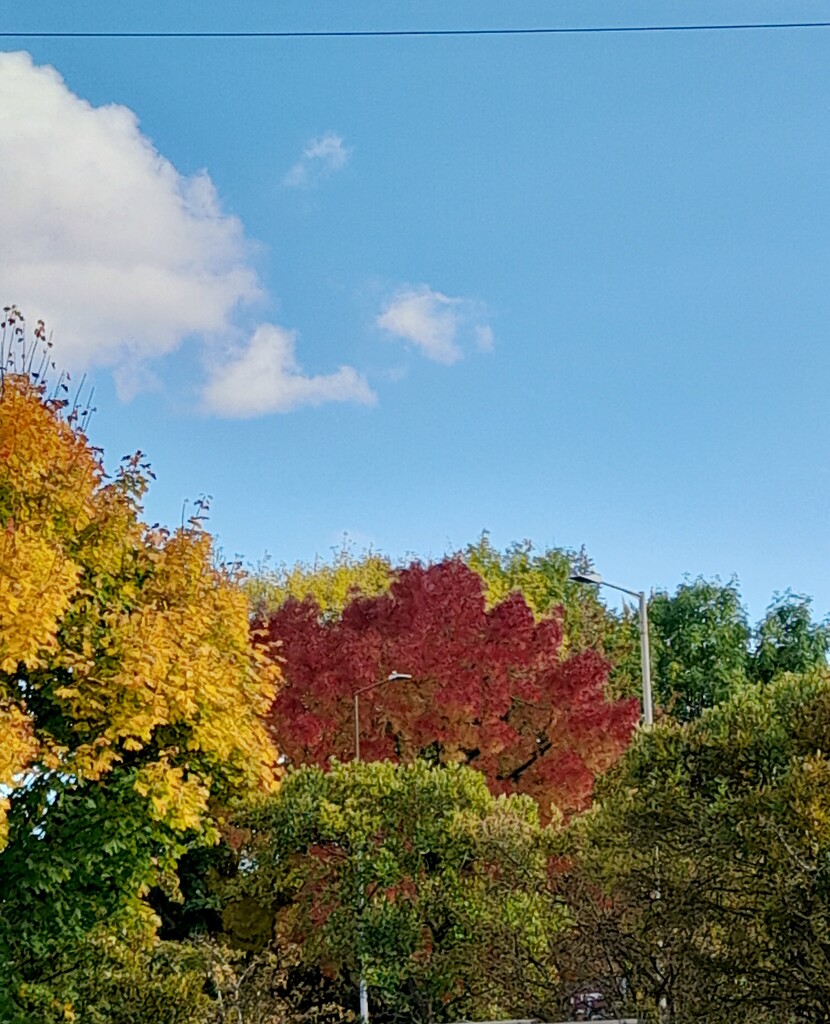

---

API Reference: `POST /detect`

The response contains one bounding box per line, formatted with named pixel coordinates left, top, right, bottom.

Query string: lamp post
left=353, top=670, right=412, bottom=1024
left=353, top=671, right=413, bottom=763
left=569, top=569, right=653, bottom=726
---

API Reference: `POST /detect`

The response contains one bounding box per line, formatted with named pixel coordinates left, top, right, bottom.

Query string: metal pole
left=359, top=977, right=369, bottom=1023
left=569, top=573, right=654, bottom=727
left=353, top=690, right=367, bottom=1024
left=354, top=692, right=361, bottom=764
left=351, top=672, right=411, bottom=1024
left=638, top=590, right=653, bottom=726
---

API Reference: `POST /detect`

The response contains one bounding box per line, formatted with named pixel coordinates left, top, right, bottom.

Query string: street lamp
left=352, top=670, right=413, bottom=1024
left=569, top=569, right=653, bottom=726
left=353, top=671, right=413, bottom=763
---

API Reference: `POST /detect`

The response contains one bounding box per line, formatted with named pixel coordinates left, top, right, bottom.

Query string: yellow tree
left=245, top=543, right=392, bottom=618
left=0, top=315, right=279, bottom=1018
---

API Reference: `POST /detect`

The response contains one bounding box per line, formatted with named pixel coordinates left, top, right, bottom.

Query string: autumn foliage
left=0, top=354, right=282, bottom=1019
left=0, top=299, right=288, bottom=1022
left=258, top=559, right=638, bottom=816
left=0, top=370, right=278, bottom=841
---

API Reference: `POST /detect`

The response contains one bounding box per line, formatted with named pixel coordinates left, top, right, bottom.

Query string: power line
left=2, top=22, right=830, bottom=39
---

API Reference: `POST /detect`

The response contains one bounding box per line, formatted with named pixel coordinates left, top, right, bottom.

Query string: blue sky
left=3, top=0, right=830, bottom=620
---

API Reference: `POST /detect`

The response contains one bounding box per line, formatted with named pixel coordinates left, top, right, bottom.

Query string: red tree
left=257, top=559, right=638, bottom=816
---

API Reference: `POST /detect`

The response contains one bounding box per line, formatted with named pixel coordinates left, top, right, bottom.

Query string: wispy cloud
left=283, top=132, right=351, bottom=188
left=474, top=324, right=495, bottom=353
left=376, top=285, right=493, bottom=365
left=203, top=324, right=376, bottom=418
left=0, top=53, right=367, bottom=417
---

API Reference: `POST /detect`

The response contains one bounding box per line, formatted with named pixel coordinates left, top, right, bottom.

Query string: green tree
left=648, top=577, right=750, bottom=720
left=563, top=670, right=830, bottom=1023
left=750, top=591, right=830, bottom=685
left=34, top=936, right=213, bottom=1024
left=234, top=760, right=561, bottom=1024
left=648, top=579, right=830, bottom=722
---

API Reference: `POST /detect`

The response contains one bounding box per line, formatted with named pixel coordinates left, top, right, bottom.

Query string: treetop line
left=3, top=322, right=830, bottom=1022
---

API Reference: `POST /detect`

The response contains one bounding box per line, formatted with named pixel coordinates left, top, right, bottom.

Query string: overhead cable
left=3, top=21, right=830, bottom=40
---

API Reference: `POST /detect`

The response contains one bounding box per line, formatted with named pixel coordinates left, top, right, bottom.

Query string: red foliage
left=256, top=559, right=638, bottom=817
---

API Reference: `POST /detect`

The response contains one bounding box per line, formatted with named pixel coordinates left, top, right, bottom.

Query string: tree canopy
left=648, top=576, right=751, bottom=720
left=5, top=311, right=830, bottom=1024
left=257, top=558, right=638, bottom=818
left=246, top=535, right=643, bottom=700
left=562, top=668, right=830, bottom=1023
left=648, top=577, right=830, bottom=720
left=236, top=759, right=560, bottom=1024
left=0, top=367, right=279, bottom=1019
left=246, top=544, right=393, bottom=620
left=750, top=590, right=830, bottom=685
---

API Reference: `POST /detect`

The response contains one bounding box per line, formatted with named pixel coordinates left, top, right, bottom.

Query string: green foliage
left=245, top=544, right=392, bottom=618
left=466, top=534, right=586, bottom=620
left=1, top=772, right=186, bottom=1014
left=649, top=576, right=751, bottom=720
left=50, top=938, right=211, bottom=1024
left=648, top=579, right=830, bottom=721
left=236, top=760, right=561, bottom=1024
left=200, top=941, right=354, bottom=1024
left=564, top=669, right=830, bottom=1023
left=7, top=931, right=351, bottom=1024
left=750, top=590, right=830, bottom=685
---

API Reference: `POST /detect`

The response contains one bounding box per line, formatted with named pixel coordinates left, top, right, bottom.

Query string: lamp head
left=569, top=570, right=604, bottom=586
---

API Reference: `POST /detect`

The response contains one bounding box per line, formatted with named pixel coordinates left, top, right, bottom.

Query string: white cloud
left=0, top=53, right=369, bottom=417
left=0, top=51, right=260, bottom=370
left=203, top=323, right=376, bottom=418
left=474, top=323, right=495, bottom=353
left=283, top=132, right=351, bottom=188
left=376, top=285, right=493, bottom=365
